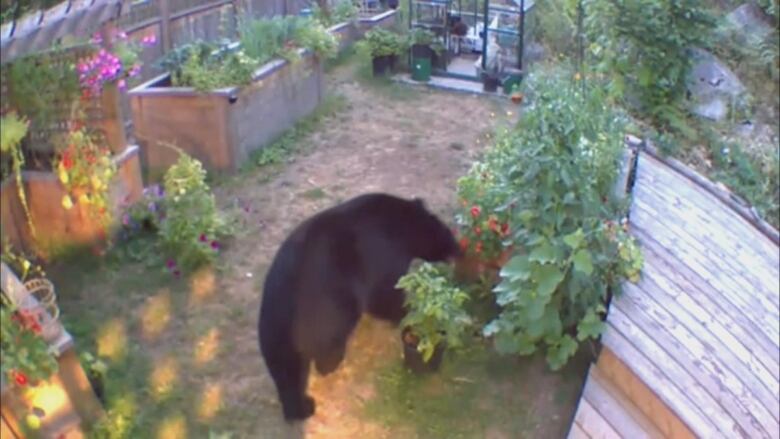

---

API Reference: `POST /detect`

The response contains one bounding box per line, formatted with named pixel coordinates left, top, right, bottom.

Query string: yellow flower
left=574, top=72, right=582, bottom=81
left=58, top=162, right=69, bottom=184
left=79, top=193, right=90, bottom=205
left=62, top=195, right=74, bottom=210
left=91, top=176, right=102, bottom=191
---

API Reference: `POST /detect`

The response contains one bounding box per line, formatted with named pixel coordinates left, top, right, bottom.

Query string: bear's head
left=408, top=198, right=461, bottom=262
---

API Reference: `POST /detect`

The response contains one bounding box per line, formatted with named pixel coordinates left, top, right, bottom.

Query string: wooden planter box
left=358, top=9, right=398, bottom=34
left=1, top=263, right=104, bottom=438
left=328, top=21, right=360, bottom=53
left=128, top=48, right=325, bottom=175
left=0, top=145, right=143, bottom=258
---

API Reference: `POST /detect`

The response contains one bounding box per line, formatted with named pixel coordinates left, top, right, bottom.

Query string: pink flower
left=118, top=79, right=126, bottom=90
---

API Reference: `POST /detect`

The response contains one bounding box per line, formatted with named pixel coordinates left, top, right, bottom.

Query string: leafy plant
left=584, top=0, right=716, bottom=130
left=158, top=146, right=230, bottom=272
left=0, top=112, right=36, bottom=240
left=160, top=41, right=258, bottom=91
left=470, top=66, right=643, bottom=370
left=240, top=16, right=338, bottom=64
left=294, top=20, right=340, bottom=61
left=410, top=28, right=444, bottom=55
left=55, top=127, right=117, bottom=227
left=397, top=262, right=472, bottom=362
left=313, top=0, right=359, bottom=26
left=0, top=295, right=59, bottom=387
left=358, top=27, right=409, bottom=57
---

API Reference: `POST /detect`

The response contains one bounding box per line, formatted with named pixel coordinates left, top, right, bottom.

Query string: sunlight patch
left=150, top=356, right=179, bottom=401
left=197, top=383, right=223, bottom=421
left=97, top=318, right=127, bottom=361
left=157, top=415, right=187, bottom=439
left=189, top=267, right=216, bottom=305
left=194, top=328, right=220, bottom=365
left=141, top=289, right=171, bottom=340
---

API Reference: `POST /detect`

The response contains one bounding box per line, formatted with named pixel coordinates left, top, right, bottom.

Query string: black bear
left=258, top=193, right=459, bottom=421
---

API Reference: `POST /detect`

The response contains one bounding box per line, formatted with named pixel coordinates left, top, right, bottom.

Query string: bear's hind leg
left=267, top=351, right=315, bottom=422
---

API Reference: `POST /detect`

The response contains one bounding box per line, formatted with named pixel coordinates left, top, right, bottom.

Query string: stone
left=687, top=48, right=747, bottom=122
left=726, top=3, right=774, bottom=41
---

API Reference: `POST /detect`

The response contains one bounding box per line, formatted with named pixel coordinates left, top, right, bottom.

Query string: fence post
left=98, top=21, right=128, bottom=154
left=159, top=0, right=172, bottom=53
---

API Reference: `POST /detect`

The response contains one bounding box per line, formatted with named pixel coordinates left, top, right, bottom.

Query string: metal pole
left=518, top=0, right=524, bottom=70
left=481, top=0, right=488, bottom=70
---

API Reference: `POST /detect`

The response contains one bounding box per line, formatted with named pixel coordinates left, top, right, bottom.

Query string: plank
left=631, top=204, right=780, bottom=344
left=609, top=301, right=773, bottom=437
left=636, top=238, right=780, bottom=387
left=632, top=228, right=779, bottom=360
left=634, top=179, right=780, bottom=293
left=600, top=328, right=716, bottom=437
left=637, top=155, right=779, bottom=262
left=569, top=421, right=592, bottom=439
left=615, top=284, right=779, bottom=434
left=586, top=366, right=664, bottom=439
left=574, top=398, right=622, bottom=439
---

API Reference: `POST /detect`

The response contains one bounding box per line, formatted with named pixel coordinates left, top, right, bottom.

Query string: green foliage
left=708, top=139, right=780, bottom=228
left=313, top=0, right=359, bottom=27
left=161, top=41, right=258, bottom=91
left=357, top=27, right=409, bottom=57
left=0, top=296, right=59, bottom=385
left=239, top=16, right=338, bottom=64
left=531, top=0, right=578, bottom=56
left=158, top=148, right=230, bottom=271
left=584, top=0, right=716, bottom=130
left=6, top=48, right=81, bottom=137
left=397, top=263, right=472, bottom=362
left=0, top=113, right=36, bottom=240
left=410, top=28, right=444, bottom=55
left=464, top=66, right=644, bottom=370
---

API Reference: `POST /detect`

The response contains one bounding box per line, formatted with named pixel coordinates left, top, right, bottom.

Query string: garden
left=1, top=0, right=778, bottom=438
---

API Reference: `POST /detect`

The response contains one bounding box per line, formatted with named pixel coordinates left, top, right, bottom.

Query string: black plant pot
left=482, top=73, right=500, bottom=92
left=387, top=0, right=399, bottom=9
left=87, top=371, right=106, bottom=406
left=411, top=44, right=434, bottom=60
left=402, top=328, right=445, bottom=373
left=372, top=55, right=395, bottom=76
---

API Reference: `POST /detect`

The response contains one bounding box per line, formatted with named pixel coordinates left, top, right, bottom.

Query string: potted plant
left=358, top=28, right=408, bottom=76
left=396, top=262, right=472, bottom=373
left=409, top=28, right=444, bottom=82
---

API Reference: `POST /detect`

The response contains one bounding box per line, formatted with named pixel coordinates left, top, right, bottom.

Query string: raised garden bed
left=0, top=145, right=143, bottom=257
left=128, top=49, right=324, bottom=175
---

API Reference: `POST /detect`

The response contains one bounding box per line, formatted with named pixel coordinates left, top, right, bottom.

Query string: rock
left=726, top=3, right=774, bottom=41
left=687, top=48, right=747, bottom=122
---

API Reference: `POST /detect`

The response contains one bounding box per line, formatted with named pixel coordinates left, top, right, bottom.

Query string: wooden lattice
left=0, top=44, right=111, bottom=162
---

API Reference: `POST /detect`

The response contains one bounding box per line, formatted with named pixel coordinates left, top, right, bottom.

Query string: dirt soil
left=55, top=61, right=589, bottom=439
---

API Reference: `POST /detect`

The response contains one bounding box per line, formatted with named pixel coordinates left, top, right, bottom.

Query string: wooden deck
left=568, top=151, right=780, bottom=438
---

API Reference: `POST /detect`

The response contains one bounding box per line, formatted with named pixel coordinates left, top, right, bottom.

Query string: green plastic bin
left=412, top=57, right=431, bottom=82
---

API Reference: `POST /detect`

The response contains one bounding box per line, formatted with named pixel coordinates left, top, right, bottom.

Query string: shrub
left=463, top=66, right=644, bottom=370
left=157, top=149, right=230, bottom=272
left=240, top=16, right=338, bottom=64
left=397, top=262, right=472, bottom=362
left=358, top=27, right=408, bottom=57
left=313, top=0, right=359, bottom=27
left=584, top=0, right=716, bottom=130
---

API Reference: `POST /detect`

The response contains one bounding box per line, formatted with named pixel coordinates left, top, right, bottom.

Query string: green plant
left=313, top=0, right=359, bottom=26
left=0, top=295, right=59, bottom=387
left=472, top=66, right=643, bottom=370
left=162, top=41, right=258, bottom=91
left=410, top=28, right=444, bottom=55
left=0, top=112, right=36, bottom=241
left=397, top=262, right=472, bottom=362
left=358, top=27, right=408, bottom=57
left=584, top=0, right=716, bottom=131
left=55, top=127, right=117, bottom=227
left=158, top=146, right=230, bottom=272
left=239, top=16, right=307, bottom=64
left=294, top=20, right=340, bottom=61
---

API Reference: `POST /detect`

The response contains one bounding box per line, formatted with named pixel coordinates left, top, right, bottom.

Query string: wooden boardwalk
left=568, top=151, right=780, bottom=438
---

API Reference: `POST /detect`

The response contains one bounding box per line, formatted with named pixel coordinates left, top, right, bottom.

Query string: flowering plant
left=56, top=127, right=117, bottom=226
left=77, top=30, right=156, bottom=97
left=0, top=294, right=58, bottom=388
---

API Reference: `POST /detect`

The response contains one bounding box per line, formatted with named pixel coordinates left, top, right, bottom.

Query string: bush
left=397, top=262, right=472, bottom=362
left=357, top=27, right=408, bottom=57
left=131, top=149, right=231, bottom=273
left=460, top=66, right=643, bottom=370
left=584, top=0, right=716, bottom=130
left=313, top=0, right=359, bottom=27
